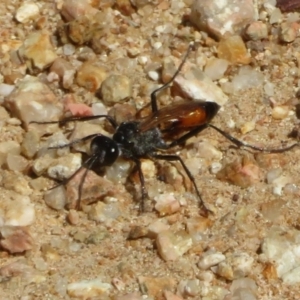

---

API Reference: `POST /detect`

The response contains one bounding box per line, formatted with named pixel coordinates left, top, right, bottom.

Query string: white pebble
left=210, top=162, right=222, bottom=174
left=15, top=2, right=40, bottom=23
left=0, top=83, right=15, bottom=96
left=272, top=106, right=289, bottom=120
left=204, top=58, right=229, bottom=81
left=67, top=278, right=112, bottom=298
left=198, top=250, right=226, bottom=270
left=92, top=102, right=107, bottom=116
left=63, top=44, right=75, bottom=56
left=148, top=70, right=160, bottom=81
left=44, top=186, right=66, bottom=211
left=153, top=42, right=162, bottom=49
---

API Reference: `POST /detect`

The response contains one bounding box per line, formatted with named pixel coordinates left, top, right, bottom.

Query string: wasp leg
left=152, top=154, right=210, bottom=217
left=48, top=154, right=98, bottom=210
left=165, top=122, right=299, bottom=154
left=131, top=158, right=148, bottom=213
left=31, top=115, right=118, bottom=128
left=208, top=124, right=299, bottom=153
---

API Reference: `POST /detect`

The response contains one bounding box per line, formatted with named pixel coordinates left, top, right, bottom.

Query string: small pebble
left=67, top=209, right=80, bottom=225
left=99, top=75, right=133, bottom=105
left=6, top=153, right=28, bottom=172
left=218, top=36, right=251, bottom=65
left=67, top=278, right=112, bottom=298
left=154, top=193, right=181, bottom=216
left=18, top=31, right=58, bottom=70
left=15, top=2, right=40, bottom=23
left=240, top=121, right=255, bottom=134
left=156, top=230, right=193, bottom=261
left=44, top=186, right=67, bottom=211
left=190, top=0, right=255, bottom=38
left=61, top=0, right=98, bottom=21
left=198, top=249, right=225, bottom=270
left=162, top=57, right=228, bottom=106
left=5, top=76, right=63, bottom=131
left=0, top=226, right=33, bottom=253
left=280, top=22, right=298, bottom=42
left=0, top=83, right=15, bottom=97
left=204, top=58, right=229, bottom=81
left=76, top=61, right=108, bottom=92
left=245, top=21, right=268, bottom=40
left=0, top=187, right=35, bottom=227
left=88, top=202, right=120, bottom=223
left=272, top=105, right=289, bottom=120
left=50, top=58, right=76, bottom=89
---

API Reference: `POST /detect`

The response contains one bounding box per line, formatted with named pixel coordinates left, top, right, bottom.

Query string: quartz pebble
left=21, top=131, right=40, bottom=158
left=44, top=186, right=67, bottom=211
left=67, top=209, right=80, bottom=225
left=2, top=171, right=32, bottom=196
left=0, top=83, right=15, bottom=97
left=230, top=66, right=264, bottom=92
left=269, top=7, right=283, bottom=24
left=50, top=58, right=76, bottom=89
left=76, top=61, right=107, bottom=92
left=186, top=216, right=212, bottom=243
left=18, top=31, right=58, bottom=71
left=61, top=0, right=98, bottom=21
left=6, top=153, right=28, bottom=172
left=47, top=153, right=82, bottom=180
left=138, top=276, right=176, bottom=298
left=105, top=158, right=132, bottom=184
left=4, top=76, right=63, bottom=132
left=156, top=230, right=193, bottom=261
left=204, top=58, right=229, bottom=81
left=88, top=202, right=120, bottom=223
left=154, top=193, right=180, bottom=216
left=271, top=105, right=289, bottom=120
left=260, top=226, right=300, bottom=284
left=218, top=36, right=251, bottom=65
left=147, top=219, right=170, bottom=238
left=217, top=156, right=263, bottom=188
left=15, top=2, right=40, bottom=23
left=228, top=278, right=257, bottom=300
left=245, top=21, right=268, bottom=40
left=99, top=75, right=133, bottom=104
left=240, top=121, right=255, bottom=134
left=67, top=278, right=112, bottom=298
left=216, top=253, right=254, bottom=280
left=162, top=57, right=228, bottom=106
left=0, top=140, right=21, bottom=167
left=190, top=0, right=255, bottom=39
left=0, top=187, right=35, bottom=226
left=198, top=249, right=226, bottom=270
left=0, top=226, right=33, bottom=253
left=280, top=22, right=298, bottom=42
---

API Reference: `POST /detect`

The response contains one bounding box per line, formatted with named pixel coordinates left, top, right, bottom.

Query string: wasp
left=33, top=44, right=299, bottom=216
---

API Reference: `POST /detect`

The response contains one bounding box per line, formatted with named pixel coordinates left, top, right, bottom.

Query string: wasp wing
left=138, top=101, right=220, bottom=132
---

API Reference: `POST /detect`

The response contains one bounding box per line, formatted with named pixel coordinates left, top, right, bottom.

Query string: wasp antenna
left=150, top=44, right=193, bottom=112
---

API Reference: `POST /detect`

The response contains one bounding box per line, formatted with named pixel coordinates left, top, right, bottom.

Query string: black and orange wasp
left=33, top=44, right=299, bottom=216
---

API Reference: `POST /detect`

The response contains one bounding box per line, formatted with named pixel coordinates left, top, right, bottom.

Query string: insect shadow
left=32, top=44, right=299, bottom=216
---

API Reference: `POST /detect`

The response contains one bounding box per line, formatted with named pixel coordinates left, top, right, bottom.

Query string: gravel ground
left=1, top=0, right=300, bottom=299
